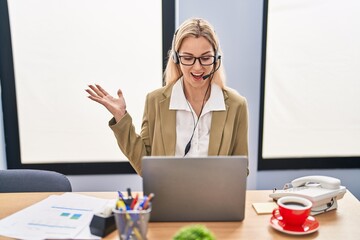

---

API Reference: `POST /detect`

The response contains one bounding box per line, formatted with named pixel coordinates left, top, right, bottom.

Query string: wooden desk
left=0, top=190, right=359, bottom=239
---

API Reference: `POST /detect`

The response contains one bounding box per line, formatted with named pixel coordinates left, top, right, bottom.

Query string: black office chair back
left=0, top=169, right=72, bottom=192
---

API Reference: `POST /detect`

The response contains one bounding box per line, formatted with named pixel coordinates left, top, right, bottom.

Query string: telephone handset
left=269, top=175, right=346, bottom=215
left=291, top=175, right=341, bottom=189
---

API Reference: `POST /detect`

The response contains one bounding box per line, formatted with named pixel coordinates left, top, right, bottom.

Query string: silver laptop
left=142, top=156, right=248, bottom=222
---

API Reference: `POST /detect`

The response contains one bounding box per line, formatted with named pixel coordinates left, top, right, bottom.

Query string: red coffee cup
left=272, top=196, right=312, bottom=226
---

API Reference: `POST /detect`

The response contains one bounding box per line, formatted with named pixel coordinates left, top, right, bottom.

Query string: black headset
left=171, top=29, right=221, bottom=65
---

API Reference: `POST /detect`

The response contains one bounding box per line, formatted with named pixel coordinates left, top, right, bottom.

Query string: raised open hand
left=86, top=84, right=127, bottom=122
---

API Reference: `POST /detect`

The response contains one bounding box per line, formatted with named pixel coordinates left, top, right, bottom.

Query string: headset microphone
left=202, top=56, right=222, bottom=80
left=202, top=73, right=212, bottom=80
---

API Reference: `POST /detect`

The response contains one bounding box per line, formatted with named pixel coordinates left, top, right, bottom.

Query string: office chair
left=0, top=169, right=72, bottom=192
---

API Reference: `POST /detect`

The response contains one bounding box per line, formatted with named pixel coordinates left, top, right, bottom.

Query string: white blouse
left=169, top=79, right=226, bottom=157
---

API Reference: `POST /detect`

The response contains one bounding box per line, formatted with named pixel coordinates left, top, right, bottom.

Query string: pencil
left=143, top=193, right=155, bottom=210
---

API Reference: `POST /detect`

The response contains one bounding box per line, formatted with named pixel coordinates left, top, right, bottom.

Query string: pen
left=139, top=196, right=148, bottom=210
left=123, top=188, right=134, bottom=210
left=127, top=188, right=133, bottom=200
left=118, top=190, right=124, bottom=198
left=117, top=191, right=128, bottom=208
left=118, top=191, right=127, bottom=202
left=143, top=193, right=155, bottom=210
left=116, top=199, right=126, bottom=211
left=130, top=193, right=139, bottom=210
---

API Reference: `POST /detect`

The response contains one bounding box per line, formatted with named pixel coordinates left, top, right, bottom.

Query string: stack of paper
left=0, top=193, right=113, bottom=239
left=252, top=202, right=278, bottom=215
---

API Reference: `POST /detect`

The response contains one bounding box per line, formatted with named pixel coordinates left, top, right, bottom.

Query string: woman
left=86, top=18, right=249, bottom=175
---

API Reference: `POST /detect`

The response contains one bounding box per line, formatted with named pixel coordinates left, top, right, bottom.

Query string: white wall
left=1, top=0, right=359, bottom=199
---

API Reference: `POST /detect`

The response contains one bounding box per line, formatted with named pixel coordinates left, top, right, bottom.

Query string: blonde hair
left=163, top=18, right=226, bottom=88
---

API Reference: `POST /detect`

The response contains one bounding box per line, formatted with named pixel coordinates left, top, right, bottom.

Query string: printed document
left=0, top=193, right=112, bottom=239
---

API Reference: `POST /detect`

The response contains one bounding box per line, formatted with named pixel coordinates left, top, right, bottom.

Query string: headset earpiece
left=171, top=29, right=180, bottom=64
left=215, top=51, right=221, bottom=62
left=172, top=51, right=180, bottom=64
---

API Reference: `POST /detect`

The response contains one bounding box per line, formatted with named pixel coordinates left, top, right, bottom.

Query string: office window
left=0, top=0, right=175, bottom=174
left=258, top=0, right=360, bottom=170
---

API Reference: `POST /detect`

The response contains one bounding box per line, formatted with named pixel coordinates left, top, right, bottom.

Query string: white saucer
left=270, top=215, right=320, bottom=235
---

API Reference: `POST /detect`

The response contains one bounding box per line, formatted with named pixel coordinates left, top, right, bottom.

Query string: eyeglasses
left=178, top=55, right=216, bottom=66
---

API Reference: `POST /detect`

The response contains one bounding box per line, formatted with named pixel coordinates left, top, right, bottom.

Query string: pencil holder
left=113, top=207, right=151, bottom=240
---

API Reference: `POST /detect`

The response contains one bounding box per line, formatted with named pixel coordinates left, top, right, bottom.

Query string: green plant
left=172, top=224, right=216, bottom=240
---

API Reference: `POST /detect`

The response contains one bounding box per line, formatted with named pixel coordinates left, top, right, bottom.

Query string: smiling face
left=178, top=36, right=216, bottom=90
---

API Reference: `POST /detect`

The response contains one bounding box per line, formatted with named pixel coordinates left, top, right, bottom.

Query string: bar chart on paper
left=0, top=193, right=112, bottom=239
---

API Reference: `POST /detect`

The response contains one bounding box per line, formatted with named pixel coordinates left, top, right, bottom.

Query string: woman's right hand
left=86, top=84, right=127, bottom=122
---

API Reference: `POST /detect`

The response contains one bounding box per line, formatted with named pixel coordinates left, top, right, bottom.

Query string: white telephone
left=269, top=175, right=347, bottom=215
